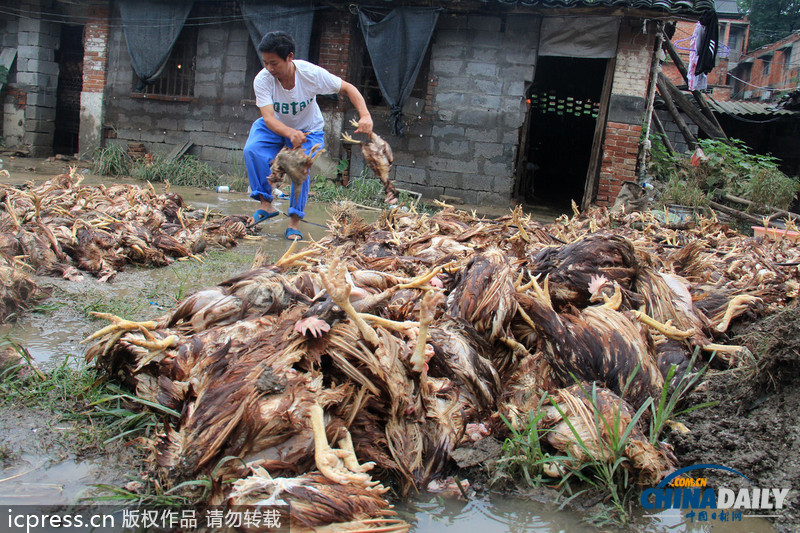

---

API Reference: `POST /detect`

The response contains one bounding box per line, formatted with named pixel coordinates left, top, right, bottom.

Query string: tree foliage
left=739, top=0, right=800, bottom=50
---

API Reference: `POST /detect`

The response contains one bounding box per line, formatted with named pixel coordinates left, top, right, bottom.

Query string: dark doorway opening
left=53, top=25, right=84, bottom=156
left=518, top=56, right=607, bottom=209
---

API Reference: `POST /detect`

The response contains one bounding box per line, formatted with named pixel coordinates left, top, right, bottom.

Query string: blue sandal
left=284, top=228, right=303, bottom=241
left=250, top=209, right=279, bottom=226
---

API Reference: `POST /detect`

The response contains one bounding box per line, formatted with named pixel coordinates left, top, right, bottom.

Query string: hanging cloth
left=358, top=7, right=441, bottom=137
left=238, top=0, right=315, bottom=60
left=539, top=16, right=620, bottom=58
left=118, top=0, right=195, bottom=90
left=695, top=10, right=719, bottom=76
left=687, top=22, right=707, bottom=91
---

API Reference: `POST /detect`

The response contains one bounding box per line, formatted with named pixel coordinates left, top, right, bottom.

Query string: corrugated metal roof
left=714, top=0, right=740, bottom=15
left=495, top=0, right=714, bottom=14
left=708, top=100, right=799, bottom=116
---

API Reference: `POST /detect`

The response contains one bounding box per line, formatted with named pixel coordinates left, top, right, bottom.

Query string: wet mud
left=0, top=406, right=138, bottom=505
left=670, top=305, right=800, bottom=533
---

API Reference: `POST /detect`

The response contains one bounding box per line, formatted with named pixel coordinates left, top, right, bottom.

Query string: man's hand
left=288, top=129, right=308, bottom=148
left=354, top=115, right=374, bottom=136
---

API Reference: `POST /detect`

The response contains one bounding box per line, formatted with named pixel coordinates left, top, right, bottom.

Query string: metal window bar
left=140, top=26, right=197, bottom=97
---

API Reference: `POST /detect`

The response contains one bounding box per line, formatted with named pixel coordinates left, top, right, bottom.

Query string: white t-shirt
left=254, top=59, right=342, bottom=132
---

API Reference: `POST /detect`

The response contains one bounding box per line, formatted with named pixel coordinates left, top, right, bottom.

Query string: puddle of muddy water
left=0, top=167, right=778, bottom=533
left=397, top=493, right=778, bottom=532
left=0, top=454, right=108, bottom=505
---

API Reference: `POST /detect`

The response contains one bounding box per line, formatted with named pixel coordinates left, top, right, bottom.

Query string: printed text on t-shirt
left=274, top=98, right=315, bottom=116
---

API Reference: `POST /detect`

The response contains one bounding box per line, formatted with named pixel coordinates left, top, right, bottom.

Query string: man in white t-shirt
left=244, top=31, right=374, bottom=240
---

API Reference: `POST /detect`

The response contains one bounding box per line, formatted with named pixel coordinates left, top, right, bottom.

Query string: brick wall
left=596, top=122, right=642, bottom=204
left=79, top=4, right=110, bottom=156
left=596, top=19, right=652, bottom=206
left=612, top=20, right=653, bottom=97
left=317, top=11, right=350, bottom=80
left=747, top=45, right=799, bottom=92
left=83, top=5, right=109, bottom=94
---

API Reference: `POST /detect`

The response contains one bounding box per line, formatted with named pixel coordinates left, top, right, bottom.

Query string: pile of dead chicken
left=0, top=251, right=47, bottom=323
left=0, top=168, right=255, bottom=284
left=84, top=203, right=797, bottom=530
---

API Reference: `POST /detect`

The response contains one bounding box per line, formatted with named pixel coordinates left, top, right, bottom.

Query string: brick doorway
left=518, top=56, right=607, bottom=209
left=53, top=24, right=84, bottom=156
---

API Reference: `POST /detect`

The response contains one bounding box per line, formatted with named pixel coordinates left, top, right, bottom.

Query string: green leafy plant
left=649, top=348, right=718, bottom=444
left=311, top=170, right=434, bottom=213
left=662, top=175, right=710, bottom=208
left=494, top=396, right=570, bottom=488
left=85, top=383, right=179, bottom=444
left=746, top=167, right=800, bottom=213
left=93, top=146, right=221, bottom=189
left=648, top=137, right=799, bottom=211
left=551, top=378, right=653, bottom=525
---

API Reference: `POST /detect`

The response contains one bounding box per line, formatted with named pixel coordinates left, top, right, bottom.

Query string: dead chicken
left=271, top=144, right=324, bottom=203
left=427, top=317, right=502, bottom=413
left=539, top=384, right=675, bottom=484
left=0, top=253, right=48, bottom=323
left=342, top=119, right=398, bottom=204
left=446, top=247, right=518, bottom=345
left=530, top=233, right=643, bottom=311
left=516, top=276, right=664, bottom=410
left=228, top=466, right=408, bottom=532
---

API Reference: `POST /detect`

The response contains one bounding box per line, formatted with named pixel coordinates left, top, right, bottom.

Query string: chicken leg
left=319, top=256, right=380, bottom=346
left=309, top=403, right=379, bottom=488
left=409, top=291, right=444, bottom=372
left=81, top=312, right=158, bottom=343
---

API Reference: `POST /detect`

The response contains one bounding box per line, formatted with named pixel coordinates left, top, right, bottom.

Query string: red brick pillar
left=317, top=9, right=353, bottom=160
left=595, top=19, right=653, bottom=206
left=79, top=3, right=110, bottom=157
left=318, top=11, right=351, bottom=87
left=597, top=122, right=642, bottom=205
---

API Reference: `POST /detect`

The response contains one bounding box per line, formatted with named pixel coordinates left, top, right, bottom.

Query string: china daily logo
left=641, top=464, right=790, bottom=523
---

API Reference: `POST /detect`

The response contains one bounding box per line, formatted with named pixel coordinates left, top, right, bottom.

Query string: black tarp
left=118, top=0, right=194, bottom=90
left=358, top=7, right=440, bottom=136
left=238, top=0, right=315, bottom=60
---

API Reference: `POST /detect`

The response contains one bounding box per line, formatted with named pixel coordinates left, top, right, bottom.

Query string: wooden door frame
left=581, top=57, right=616, bottom=211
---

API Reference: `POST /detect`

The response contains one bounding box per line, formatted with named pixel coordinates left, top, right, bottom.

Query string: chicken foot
left=129, top=331, right=180, bottom=371
left=309, top=403, right=380, bottom=488
left=712, top=294, right=761, bottom=333
left=409, top=291, right=444, bottom=372
left=320, top=256, right=380, bottom=346
left=632, top=310, right=695, bottom=340
left=81, top=312, right=158, bottom=344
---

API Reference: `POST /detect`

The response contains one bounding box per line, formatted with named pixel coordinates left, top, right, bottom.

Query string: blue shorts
left=243, top=118, right=325, bottom=219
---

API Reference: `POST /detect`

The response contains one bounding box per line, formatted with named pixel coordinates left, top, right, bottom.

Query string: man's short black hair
left=258, top=31, right=295, bottom=59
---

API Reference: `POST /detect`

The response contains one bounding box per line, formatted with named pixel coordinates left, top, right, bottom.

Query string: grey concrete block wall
left=98, top=10, right=544, bottom=206
left=2, top=5, right=60, bottom=155
left=654, top=109, right=698, bottom=155
left=388, top=13, right=541, bottom=205
left=104, top=21, right=257, bottom=176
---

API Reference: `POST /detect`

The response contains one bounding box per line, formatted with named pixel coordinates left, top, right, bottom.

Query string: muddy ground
left=670, top=304, right=800, bottom=532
